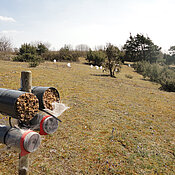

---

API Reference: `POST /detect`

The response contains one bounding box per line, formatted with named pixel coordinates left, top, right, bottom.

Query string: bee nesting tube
left=0, top=88, right=39, bottom=123
left=30, top=111, right=59, bottom=135
left=32, top=87, right=60, bottom=110
left=0, top=125, right=41, bottom=156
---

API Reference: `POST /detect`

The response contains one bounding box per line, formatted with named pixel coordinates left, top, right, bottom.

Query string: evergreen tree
left=86, top=49, right=106, bottom=66
left=164, top=46, right=175, bottom=65
left=123, top=33, right=161, bottom=63
left=36, top=43, right=48, bottom=55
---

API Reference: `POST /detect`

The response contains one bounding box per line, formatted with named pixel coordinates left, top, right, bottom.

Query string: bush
left=149, top=64, right=162, bottom=83
left=57, top=46, right=80, bottom=62
left=160, top=77, right=175, bottom=91
left=159, top=67, right=175, bottom=91
left=0, top=51, right=12, bottom=60
left=133, top=61, right=175, bottom=92
left=13, top=53, right=42, bottom=63
left=86, top=49, right=106, bottom=66
left=42, top=51, right=59, bottom=61
left=29, top=61, right=40, bottom=67
left=42, top=50, right=80, bottom=62
left=13, top=43, right=46, bottom=67
left=133, top=61, right=151, bottom=78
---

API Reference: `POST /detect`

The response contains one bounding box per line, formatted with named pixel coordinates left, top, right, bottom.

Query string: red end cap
left=39, top=115, right=50, bottom=135
left=20, top=130, right=34, bottom=157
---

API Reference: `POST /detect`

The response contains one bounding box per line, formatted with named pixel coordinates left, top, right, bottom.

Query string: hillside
left=0, top=60, right=175, bottom=174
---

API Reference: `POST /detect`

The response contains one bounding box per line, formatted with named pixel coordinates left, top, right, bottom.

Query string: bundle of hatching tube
left=0, top=86, right=64, bottom=156
left=0, top=87, right=60, bottom=122
left=0, top=87, right=62, bottom=133
left=0, top=88, right=39, bottom=123
left=32, top=86, right=60, bottom=110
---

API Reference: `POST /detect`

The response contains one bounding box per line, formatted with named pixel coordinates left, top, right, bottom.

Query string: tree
left=94, top=45, right=105, bottom=51
left=30, top=41, right=51, bottom=50
left=105, top=43, right=122, bottom=77
left=169, top=46, right=175, bottom=55
left=75, top=44, right=89, bottom=51
left=0, top=36, right=12, bottom=52
left=13, top=43, right=43, bottom=67
left=86, top=49, right=106, bottom=66
left=19, top=43, right=37, bottom=55
left=58, top=45, right=79, bottom=62
left=63, top=44, right=73, bottom=51
left=164, top=46, right=175, bottom=65
left=36, top=43, right=48, bottom=55
left=123, top=33, right=161, bottom=63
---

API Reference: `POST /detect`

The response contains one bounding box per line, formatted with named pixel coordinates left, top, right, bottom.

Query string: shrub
left=13, top=43, right=45, bottom=67
left=149, top=64, right=162, bottom=83
left=0, top=51, right=12, bottom=60
left=160, top=77, right=175, bottom=92
left=133, top=61, right=151, bottom=78
left=36, top=43, right=48, bottom=55
left=42, top=50, right=80, bottom=62
left=42, top=51, right=59, bottom=61
left=29, top=61, right=40, bottom=67
left=133, top=61, right=175, bottom=92
left=13, top=53, right=42, bottom=63
left=86, top=49, right=106, bottom=66
left=19, top=43, right=37, bottom=55
left=159, top=67, right=175, bottom=91
left=58, top=47, right=80, bottom=62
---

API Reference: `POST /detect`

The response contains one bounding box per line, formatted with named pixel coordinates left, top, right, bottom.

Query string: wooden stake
left=19, top=71, right=32, bottom=175
left=21, top=71, right=32, bottom=93
left=19, top=156, right=29, bottom=175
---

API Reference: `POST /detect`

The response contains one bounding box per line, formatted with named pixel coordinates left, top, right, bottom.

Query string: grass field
left=0, top=59, right=175, bottom=174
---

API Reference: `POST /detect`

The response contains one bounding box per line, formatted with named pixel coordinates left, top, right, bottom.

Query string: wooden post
left=21, top=71, right=32, bottom=93
left=19, top=71, right=32, bottom=175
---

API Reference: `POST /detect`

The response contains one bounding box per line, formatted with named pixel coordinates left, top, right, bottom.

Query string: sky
left=0, top=0, right=175, bottom=52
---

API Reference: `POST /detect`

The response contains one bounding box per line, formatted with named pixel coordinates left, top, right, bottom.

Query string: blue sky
left=0, top=0, right=175, bottom=51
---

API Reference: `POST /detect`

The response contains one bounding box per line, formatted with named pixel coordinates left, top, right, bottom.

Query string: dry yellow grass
left=0, top=60, right=175, bottom=174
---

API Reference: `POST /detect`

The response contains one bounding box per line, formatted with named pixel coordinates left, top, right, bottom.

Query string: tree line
left=1, top=33, right=175, bottom=66
left=0, top=33, right=175, bottom=76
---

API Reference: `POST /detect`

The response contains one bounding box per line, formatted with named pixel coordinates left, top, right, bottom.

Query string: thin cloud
left=0, top=16, right=16, bottom=22
left=0, top=30, right=23, bottom=35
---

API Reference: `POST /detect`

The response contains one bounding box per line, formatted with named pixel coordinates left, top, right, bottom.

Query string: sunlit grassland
left=0, top=60, right=174, bottom=174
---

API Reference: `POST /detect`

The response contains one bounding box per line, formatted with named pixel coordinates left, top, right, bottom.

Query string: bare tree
left=30, top=41, right=51, bottom=50
left=75, top=44, right=89, bottom=51
left=94, top=45, right=105, bottom=51
left=0, top=36, right=12, bottom=52
left=63, top=44, right=73, bottom=51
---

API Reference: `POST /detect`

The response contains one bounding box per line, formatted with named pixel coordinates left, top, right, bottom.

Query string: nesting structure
left=0, top=88, right=39, bottom=123
left=32, top=87, right=60, bottom=110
